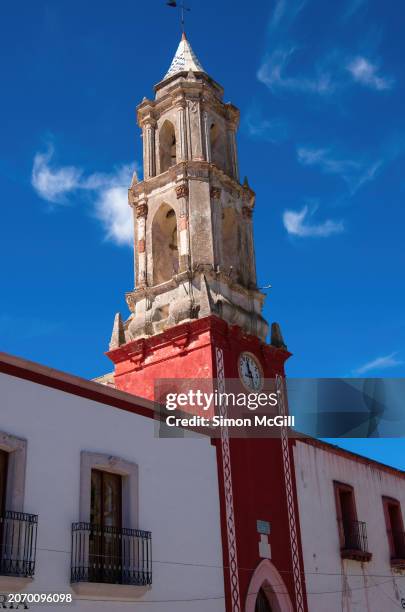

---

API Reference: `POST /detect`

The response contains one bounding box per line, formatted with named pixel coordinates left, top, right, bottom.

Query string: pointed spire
left=109, top=312, right=126, bottom=350
left=271, top=322, right=287, bottom=350
left=163, top=33, right=205, bottom=80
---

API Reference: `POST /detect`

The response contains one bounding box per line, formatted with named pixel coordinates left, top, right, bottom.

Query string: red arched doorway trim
left=245, top=559, right=294, bottom=612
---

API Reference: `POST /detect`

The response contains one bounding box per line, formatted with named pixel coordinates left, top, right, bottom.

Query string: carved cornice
left=125, top=271, right=190, bottom=306
left=130, top=161, right=252, bottom=201
left=142, top=117, right=157, bottom=129
left=146, top=78, right=229, bottom=122
left=172, top=94, right=187, bottom=109
left=154, top=71, right=224, bottom=98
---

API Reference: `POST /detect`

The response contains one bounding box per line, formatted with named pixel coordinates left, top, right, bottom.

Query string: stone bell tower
left=116, top=33, right=267, bottom=346
left=107, top=34, right=289, bottom=398
left=106, top=36, right=303, bottom=612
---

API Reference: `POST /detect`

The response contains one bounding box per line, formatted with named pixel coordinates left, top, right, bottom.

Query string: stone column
left=143, top=120, right=156, bottom=179
left=203, top=110, right=211, bottom=162
left=175, top=182, right=190, bottom=271
left=227, top=124, right=239, bottom=181
left=187, top=99, right=204, bottom=161
left=242, top=204, right=256, bottom=287
left=177, top=100, right=188, bottom=161
left=136, top=199, right=148, bottom=287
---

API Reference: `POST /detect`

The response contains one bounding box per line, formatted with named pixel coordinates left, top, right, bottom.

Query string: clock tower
left=107, top=34, right=307, bottom=612
left=107, top=33, right=288, bottom=397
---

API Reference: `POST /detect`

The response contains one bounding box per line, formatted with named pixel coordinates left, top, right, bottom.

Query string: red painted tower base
left=107, top=315, right=307, bottom=612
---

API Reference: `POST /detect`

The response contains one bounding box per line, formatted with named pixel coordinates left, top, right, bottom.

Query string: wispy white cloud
left=32, top=145, right=83, bottom=203
left=244, top=106, right=289, bottom=143
left=297, top=146, right=382, bottom=194
left=258, top=49, right=394, bottom=97
left=354, top=352, right=403, bottom=375
left=31, top=145, right=135, bottom=246
left=91, top=166, right=134, bottom=246
left=270, top=0, right=307, bottom=30
left=282, top=205, right=344, bottom=237
left=270, top=0, right=287, bottom=28
left=347, top=56, right=394, bottom=91
left=257, top=47, right=334, bottom=95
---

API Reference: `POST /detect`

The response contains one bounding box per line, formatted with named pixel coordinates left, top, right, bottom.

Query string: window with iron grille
left=334, top=481, right=371, bottom=561
left=71, top=452, right=152, bottom=586
left=0, top=437, right=38, bottom=579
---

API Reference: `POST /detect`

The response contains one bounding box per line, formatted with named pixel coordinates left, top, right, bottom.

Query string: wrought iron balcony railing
left=0, top=511, right=38, bottom=578
left=71, top=522, right=152, bottom=586
left=338, top=519, right=372, bottom=561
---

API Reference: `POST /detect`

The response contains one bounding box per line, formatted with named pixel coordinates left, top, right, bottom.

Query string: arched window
left=255, top=588, right=273, bottom=612
left=210, top=123, right=225, bottom=171
left=159, top=120, right=177, bottom=173
left=152, top=204, right=179, bottom=285
left=245, top=559, right=294, bottom=612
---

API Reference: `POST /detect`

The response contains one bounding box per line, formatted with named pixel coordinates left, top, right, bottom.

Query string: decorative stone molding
left=125, top=298, right=135, bottom=313
left=79, top=451, right=139, bottom=528
left=136, top=202, right=148, bottom=218
left=71, top=582, right=149, bottom=601
left=245, top=559, right=294, bottom=612
left=188, top=99, right=199, bottom=113
left=210, top=186, right=222, bottom=200
left=173, top=94, right=187, bottom=109
left=139, top=113, right=157, bottom=129
left=175, top=183, right=189, bottom=199
left=0, top=431, right=27, bottom=512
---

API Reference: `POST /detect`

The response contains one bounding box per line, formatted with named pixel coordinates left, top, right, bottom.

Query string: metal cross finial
left=166, top=1, right=191, bottom=33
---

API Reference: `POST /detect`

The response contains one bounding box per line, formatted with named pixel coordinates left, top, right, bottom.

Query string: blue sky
left=1, top=1, right=404, bottom=466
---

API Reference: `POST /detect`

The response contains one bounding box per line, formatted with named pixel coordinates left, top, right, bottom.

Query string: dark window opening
left=383, top=497, right=405, bottom=561
left=0, top=450, right=8, bottom=514
left=89, top=469, right=122, bottom=583
left=0, top=450, right=37, bottom=578
left=210, top=123, right=226, bottom=171
left=334, top=481, right=371, bottom=560
left=159, top=120, right=177, bottom=173
left=255, top=587, right=273, bottom=612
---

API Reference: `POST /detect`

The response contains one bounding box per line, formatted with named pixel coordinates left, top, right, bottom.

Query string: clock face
left=238, top=352, right=263, bottom=392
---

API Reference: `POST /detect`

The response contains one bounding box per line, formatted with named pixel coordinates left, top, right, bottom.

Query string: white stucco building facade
left=0, top=353, right=225, bottom=611
left=293, top=439, right=405, bottom=611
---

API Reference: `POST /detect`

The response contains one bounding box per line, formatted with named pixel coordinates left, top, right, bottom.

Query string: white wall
left=0, top=372, right=225, bottom=611
left=293, top=440, right=405, bottom=612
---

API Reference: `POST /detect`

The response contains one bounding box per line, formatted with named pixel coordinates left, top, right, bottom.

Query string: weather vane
left=166, top=1, right=191, bottom=33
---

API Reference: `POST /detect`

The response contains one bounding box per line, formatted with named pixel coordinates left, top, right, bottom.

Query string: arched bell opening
left=210, top=123, right=226, bottom=171
left=159, top=120, right=177, bottom=173
left=151, top=204, right=179, bottom=285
